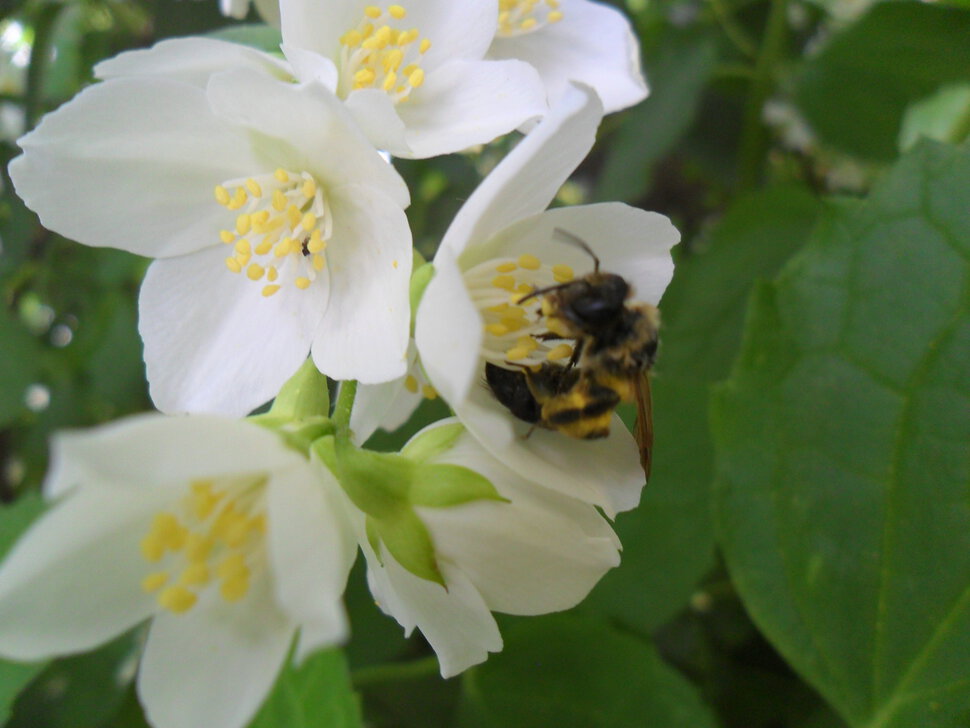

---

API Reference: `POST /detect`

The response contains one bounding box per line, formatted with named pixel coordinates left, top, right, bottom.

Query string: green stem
left=24, top=2, right=64, bottom=131
left=351, top=655, right=440, bottom=688
left=332, top=380, right=358, bottom=434
left=736, top=0, right=789, bottom=192
left=708, top=0, right=758, bottom=59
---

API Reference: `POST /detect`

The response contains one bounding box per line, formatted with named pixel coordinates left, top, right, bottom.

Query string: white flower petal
left=9, top=78, right=257, bottom=258
left=45, top=414, right=308, bottom=499
left=414, top=248, right=483, bottom=405
left=365, top=547, right=501, bottom=678
left=206, top=69, right=409, bottom=209
left=470, top=203, right=679, bottom=305
left=220, top=0, right=250, bottom=19
left=280, top=44, right=339, bottom=90
left=438, top=83, right=602, bottom=257
left=266, top=466, right=356, bottom=661
left=419, top=427, right=620, bottom=615
left=0, top=487, right=168, bottom=660
left=344, top=89, right=412, bottom=157
left=487, top=0, right=648, bottom=113
left=138, top=578, right=293, bottom=728
left=349, top=343, right=423, bottom=443
left=95, top=38, right=293, bottom=88
left=310, top=184, right=411, bottom=384
left=254, top=0, right=282, bottom=26
left=139, top=247, right=327, bottom=415
left=396, top=58, right=546, bottom=159
left=394, top=0, right=497, bottom=68
left=279, top=0, right=359, bottom=59
left=456, top=380, right=644, bottom=516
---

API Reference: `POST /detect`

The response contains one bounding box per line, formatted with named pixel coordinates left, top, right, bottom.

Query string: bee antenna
left=553, top=228, right=600, bottom=273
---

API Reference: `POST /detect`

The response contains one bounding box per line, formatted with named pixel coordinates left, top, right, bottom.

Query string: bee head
left=567, top=274, right=629, bottom=327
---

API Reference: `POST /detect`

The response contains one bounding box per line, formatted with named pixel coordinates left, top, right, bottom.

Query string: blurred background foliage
left=0, top=0, right=968, bottom=726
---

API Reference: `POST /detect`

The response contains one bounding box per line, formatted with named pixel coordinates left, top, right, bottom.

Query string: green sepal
left=371, top=507, right=446, bottom=587
left=410, top=463, right=508, bottom=508
left=400, top=421, right=464, bottom=463
left=365, top=517, right=384, bottom=566
left=268, top=358, right=331, bottom=421
left=249, top=415, right=334, bottom=457
left=409, top=261, right=435, bottom=334
left=312, top=435, right=413, bottom=519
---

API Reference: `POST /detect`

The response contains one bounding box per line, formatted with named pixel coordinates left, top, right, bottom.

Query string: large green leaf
left=713, top=140, right=970, bottom=727
left=0, top=306, right=41, bottom=427
left=795, top=2, right=970, bottom=160
left=249, top=649, right=362, bottom=728
left=460, top=614, right=717, bottom=728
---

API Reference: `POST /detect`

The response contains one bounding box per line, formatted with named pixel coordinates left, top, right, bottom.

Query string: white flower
left=486, top=0, right=648, bottom=114
left=0, top=414, right=357, bottom=728
left=279, top=0, right=548, bottom=158
left=9, top=59, right=412, bottom=415
left=354, top=419, right=621, bottom=676
left=413, top=83, right=679, bottom=516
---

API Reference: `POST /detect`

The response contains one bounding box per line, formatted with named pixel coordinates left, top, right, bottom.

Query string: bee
left=485, top=229, right=659, bottom=479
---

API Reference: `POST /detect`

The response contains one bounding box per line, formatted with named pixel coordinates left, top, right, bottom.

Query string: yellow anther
left=234, top=239, right=251, bottom=255
left=500, top=316, right=526, bottom=332
left=516, top=283, right=533, bottom=296
left=185, top=534, right=214, bottom=562
left=548, top=10, right=563, bottom=21
left=313, top=254, right=326, bottom=271
left=505, top=346, right=530, bottom=360
left=141, top=572, right=169, bottom=593
left=422, top=384, right=438, bottom=400
left=393, top=259, right=399, bottom=268
left=246, top=178, right=262, bottom=197
left=247, top=264, right=265, bottom=281
left=255, top=238, right=274, bottom=256
left=486, top=323, right=509, bottom=336
left=179, top=563, right=210, bottom=586
left=236, top=252, right=251, bottom=267
left=383, top=71, right=398, bottom=91
left=362, top=22, right=374, bottom=36
left=236, top=214, right=251, bottom=235
left=341, top=29, right=364, bottom=46
left=275, top=238, right=292, bottom=257
left=488, top=302, right=511, bottom=313
left=552, top=264, right=574, bottom=282
left=159, top=585, right=197, bottom=613
left=496, top=261, right=518, bottom=273
left=516, top=335, right=538, bottom=351
left=521, top=17, right=537, bottom=30
left=228, top=187, right=247, bottom=210
left=225, top=257, right=242, bottom=274
left=400, top=29, right=419, bottom=44
left=419, top=38, right=431, bottom=53
left=384, top=49, right=404, bottom=72
left=302, top=179, right=317, bottom=198
left=267, top=267, right=279, bottom=282
left=218, top=553, right=249, bottom=580
left=140, top=535, right=165, bottom=563
left=364, top=5, right=381, bottom=17
left=405, top=375, right=419, bottom=393
left=287, top=205, right=302, bottom=228
left=408, top=68, right=425, bottom=87
left=252, top=210, right=270, bottom=225
left=262, top=285, right=281, bottom=297
left=517, top=253, right=541, bottom=270
left=389, top=4, right=406, bottom=18
left=220, top=574, right=250, bottom=602
left=492, top=274, right=516, bottom=291
left=214, top=185, right=231, bottom=206
left=546, top=343, right=573, bottom=361
left=224, top=519, right=252, bottom=548
left=307, top=231, right=325, bottom=253
left=275, top=168, right=289, bottom=182
left=272, top=189, right=287, bottom=211
left=219, top=229, right=235, bottom=244
left=295, top=277, right=312, bottom=290
left=354, top=68, right=376, bottom=86
left=499, top=10, right=510, bottom=25
left=301, top=212, right=317, bottom=231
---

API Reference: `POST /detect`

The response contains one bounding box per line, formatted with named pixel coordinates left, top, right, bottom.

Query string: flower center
left=464, top=253, right=576, bottom=368
left=337, top=4, right=430, bottom=104
left=214, top=168, right=330, bottom=298
left=139, top=477, right=268, bottom=614
left=497, top=0, right=564, bottom=37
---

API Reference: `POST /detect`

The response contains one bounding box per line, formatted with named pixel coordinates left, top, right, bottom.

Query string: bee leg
left=519, top=425, right=538, bottom=440
left=566, top=339, right=585, bottom=370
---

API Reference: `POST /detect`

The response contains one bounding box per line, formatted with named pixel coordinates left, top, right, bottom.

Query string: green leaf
left=595, top=32, right=718, bottom=203
left=249, top=649, right=362, bottom=728
left=461, top=614, right=717, bottom=728
left=0, top=306, right=41, bottom=427
left=795, top=2, right=970, bottom=160
left=898, top=84, right=970, bottom=152
left=659, top=185, right=824, bottom=383
left=713, top=140, right=970, bottom=728
left=0, top=497, right=47, bottom=723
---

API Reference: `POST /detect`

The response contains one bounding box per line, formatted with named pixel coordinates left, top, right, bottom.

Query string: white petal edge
left=280, top=44, right=339, bottom=90
left=438, top=82, right=602, bottom=257
left=139, top=247, right=327, bottom=416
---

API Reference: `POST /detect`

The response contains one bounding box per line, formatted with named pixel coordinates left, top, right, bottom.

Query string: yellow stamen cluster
left=464, top=254, right=576, bottom=367
left=215, top=168, right=330, bottom=298
left=140, top=478, right=268, bottom=614
left=404, top=373, right=438, bottom=400
left=498, top=0, right=564, bottom=37
left=338, top=4, right=431, bottom=103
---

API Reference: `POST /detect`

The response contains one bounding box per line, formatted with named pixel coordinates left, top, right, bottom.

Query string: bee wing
left=633, top=371, right=654, bottom=481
